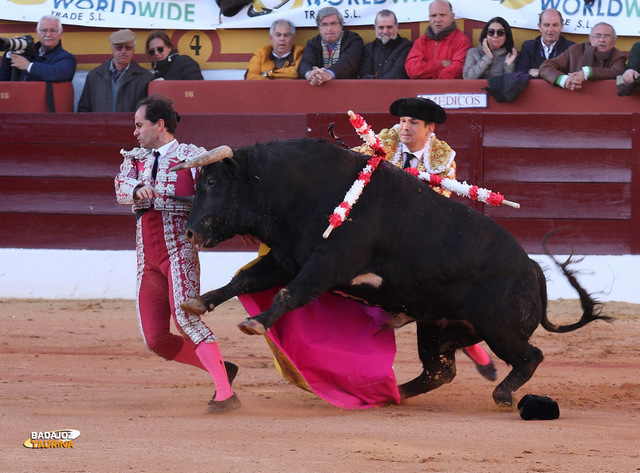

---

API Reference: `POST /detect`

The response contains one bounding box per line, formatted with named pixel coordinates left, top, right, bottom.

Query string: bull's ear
left=220, top=156, right=243, bottom=178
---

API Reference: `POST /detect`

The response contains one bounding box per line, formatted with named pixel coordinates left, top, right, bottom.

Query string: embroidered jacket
left=115, top=141, right=203, bottom=213
left=352, top=125, right=456, bottom=197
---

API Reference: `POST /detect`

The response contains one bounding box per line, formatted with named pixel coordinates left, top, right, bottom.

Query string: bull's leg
left=181, top=252, right=292, bottom=316
left=399, top=320, right=481, bottom=399
left=237, top=286, right=317, bottom=335
left=238, top=249, right=350, bottom=335
left=488, top=341, right=544, bottom=407
left=398, top=322, right=458, bottom=399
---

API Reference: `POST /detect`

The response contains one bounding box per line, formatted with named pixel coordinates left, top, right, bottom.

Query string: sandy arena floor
left=1, top=298, right=639, bottom=473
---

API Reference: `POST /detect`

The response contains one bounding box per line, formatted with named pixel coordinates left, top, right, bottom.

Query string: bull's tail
left=539, top=230, right=610, bottom=333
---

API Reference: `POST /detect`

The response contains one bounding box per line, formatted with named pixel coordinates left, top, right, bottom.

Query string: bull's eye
left=207, top=179, right=216, bottom=187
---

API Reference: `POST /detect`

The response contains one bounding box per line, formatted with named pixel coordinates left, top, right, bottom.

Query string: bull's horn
left=169, top=145, right=234, bottom=172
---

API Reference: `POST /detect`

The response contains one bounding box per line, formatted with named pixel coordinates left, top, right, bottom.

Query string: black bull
left=171, top=138, right=607, bottom=407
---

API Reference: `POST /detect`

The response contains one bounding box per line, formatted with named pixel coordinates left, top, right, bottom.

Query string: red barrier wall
left=1, top=79, right=639, bottom=255
left=0, top=82, right=74, bottom=113
left=149, top=79, right=640, bottom=115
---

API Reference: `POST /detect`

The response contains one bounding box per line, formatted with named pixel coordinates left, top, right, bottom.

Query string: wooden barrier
left=0, top=112, right=305, bottom=251
left=1, top=79, right=639, bottom=255
left=0, top=82, right=74, bottom=113
left=148, top=79, right=640, bottom=115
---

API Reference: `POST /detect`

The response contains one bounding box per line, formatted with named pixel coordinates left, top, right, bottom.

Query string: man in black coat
left=297, top=6, right=363, bottom=85
left=516, top=8, right=574, bottom=78
left=77, top=29, right=153, bottom=112
left=358, top=9, right=412, bottom=79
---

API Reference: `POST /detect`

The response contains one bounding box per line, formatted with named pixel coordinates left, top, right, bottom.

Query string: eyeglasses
left=592, top=33, right=613, bottom=40
left=319, top=21, right=340, bottom=28
left=38, top=28, right=60, bottom=35
left=148, top=46, right=165, bottom=55
left=486, top=28, right=506, bottom=37
left=113, top=44, right=134, bottom=51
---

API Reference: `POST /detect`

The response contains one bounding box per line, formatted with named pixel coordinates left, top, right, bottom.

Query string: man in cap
left=352, top=96, right=498, bottom=380
left=78, top=29, right=153, bottom=112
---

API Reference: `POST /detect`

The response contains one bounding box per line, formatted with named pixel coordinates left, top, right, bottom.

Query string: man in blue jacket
left=0, top=15, right=76, bottom=82
left=516, top=8, right=574, bottom=78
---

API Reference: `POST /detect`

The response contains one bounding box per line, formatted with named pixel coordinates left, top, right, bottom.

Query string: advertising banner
left=1, top=0, right=639, bottom=36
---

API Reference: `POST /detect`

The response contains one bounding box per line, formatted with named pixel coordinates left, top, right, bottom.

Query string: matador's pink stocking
left=463, top=343, right=492, bottom=366
left=195, top=341, right=234, bottom=401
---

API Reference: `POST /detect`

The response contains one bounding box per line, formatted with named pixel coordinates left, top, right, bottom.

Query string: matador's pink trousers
left=136, top=209, right=233, bottom=401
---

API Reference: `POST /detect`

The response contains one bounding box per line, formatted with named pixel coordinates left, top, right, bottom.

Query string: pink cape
left=238, top=289, right=401, bottom=409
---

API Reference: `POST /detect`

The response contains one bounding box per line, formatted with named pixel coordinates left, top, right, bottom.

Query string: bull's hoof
left=493, top=388, right=514, bottom=408
left=238, top=318, right=266, bottom=335
left=180, top=298, right=208, bottom=316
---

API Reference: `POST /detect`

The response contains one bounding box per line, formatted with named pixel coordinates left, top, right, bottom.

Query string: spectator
left=539, top=22, right=626, bottom=91
left=77, top=29, right=153, bottom=112
left=297, top=6, right=364, bottom=85
left=404, top=0, right=472, bottom=79
left=463, top=17, right=517, bottom=80
left=516, top=8, right=574, bottom=78
left=0, top=15, right=76, bottom=82
left=246, top=19, right=303, bottom=80
left=357, top=9, right=412, bottom=79
left=146, top=30, right=203, bottom=80
left=620, top=40, right=640, bottom=85
left=351, top=96, right=497, bottom=381
left=115, top=94, right=240, bottom=414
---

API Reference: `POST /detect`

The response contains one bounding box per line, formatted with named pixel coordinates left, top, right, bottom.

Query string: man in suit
left=516, top=8, right=574, bottom=78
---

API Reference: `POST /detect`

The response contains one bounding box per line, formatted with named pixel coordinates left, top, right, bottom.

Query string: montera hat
left=517, top=394, right=560, bottom=421
left=109, top=29, right=136, bottom=45
left=389, top=97, right=447, bottom=124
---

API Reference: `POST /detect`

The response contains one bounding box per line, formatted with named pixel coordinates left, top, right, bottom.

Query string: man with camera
left=0, top=15, right=76, bottom=82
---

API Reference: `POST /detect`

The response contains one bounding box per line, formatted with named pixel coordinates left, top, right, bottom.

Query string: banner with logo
left=1, top=0, right=639, bottom=35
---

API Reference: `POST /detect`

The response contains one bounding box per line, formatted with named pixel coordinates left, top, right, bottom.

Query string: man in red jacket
left=404, top=0, right=472, bottom=79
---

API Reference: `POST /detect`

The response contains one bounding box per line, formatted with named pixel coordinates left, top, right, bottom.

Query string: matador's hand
left=134, top=184, right=161, bottom=200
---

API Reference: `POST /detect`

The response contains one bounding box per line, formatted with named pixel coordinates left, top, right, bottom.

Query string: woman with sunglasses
left=145, top=31, right=204, bottom=80
left=463, top=17, right=517, bottom=79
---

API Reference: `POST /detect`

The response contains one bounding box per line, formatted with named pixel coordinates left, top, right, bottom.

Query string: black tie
left=151, top=150, right=160, bottom=180
left=403, top=152, right=416, bottom=169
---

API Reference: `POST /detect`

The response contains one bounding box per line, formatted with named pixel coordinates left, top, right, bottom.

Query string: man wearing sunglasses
left=78, top=29, right=153, bottom=112
left=516, top=8, right=574, bottom=78
left=539, top=22, right=625, bottom=91
left=404, top=0, right=472, bottom=79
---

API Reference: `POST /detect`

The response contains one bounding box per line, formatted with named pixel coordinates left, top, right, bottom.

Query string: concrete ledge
left=1, top=249, right=637, bottom=303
